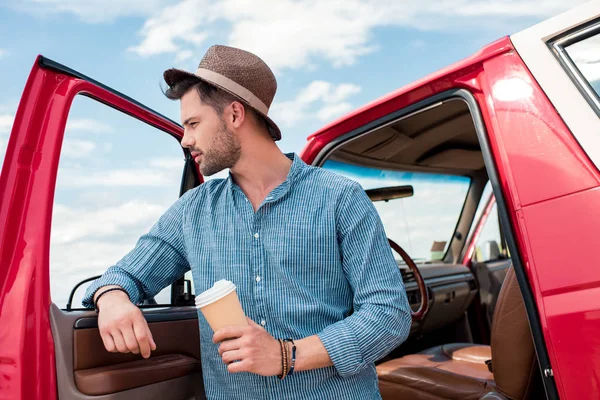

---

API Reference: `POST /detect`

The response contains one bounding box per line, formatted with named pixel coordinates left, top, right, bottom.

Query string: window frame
left=39, top=57, right=202, bottom=311
left=549, top=18, right=600, bottom=117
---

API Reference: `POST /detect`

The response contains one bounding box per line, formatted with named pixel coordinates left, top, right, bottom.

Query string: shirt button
left=255, top=275, right=261, bottom=282
left=254, top=233, right=259, bottom=239
left=260, top=320, right=266, bottom=326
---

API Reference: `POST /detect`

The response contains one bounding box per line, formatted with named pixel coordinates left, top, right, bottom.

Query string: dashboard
left=401, top=263, right=477, bottom=335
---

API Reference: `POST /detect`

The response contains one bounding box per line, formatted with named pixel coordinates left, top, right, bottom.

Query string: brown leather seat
left=377, top=268, right=541, bottom=400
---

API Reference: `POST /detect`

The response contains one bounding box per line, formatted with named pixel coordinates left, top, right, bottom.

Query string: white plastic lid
left=195, top=280, right=236, bottom=308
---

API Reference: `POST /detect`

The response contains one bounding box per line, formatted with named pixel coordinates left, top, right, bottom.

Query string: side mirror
left=481, top=240, right=501, bottom=261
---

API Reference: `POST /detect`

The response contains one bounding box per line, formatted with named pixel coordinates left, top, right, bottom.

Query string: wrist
left=292, top=336, right=332, bottom=372
left=93, top=285, right=123, bottom=303
left=284, top=339, right=296, bottom=376
left=94, top=286, right=130, bottom=311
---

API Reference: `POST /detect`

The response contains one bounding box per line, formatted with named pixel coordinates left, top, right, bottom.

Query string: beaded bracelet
left=283, top=339, right=289, bottom=379
left=277, top=339, right=287, bottom=380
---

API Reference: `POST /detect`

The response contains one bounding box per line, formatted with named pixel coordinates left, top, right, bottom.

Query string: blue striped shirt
left=83, top=153, right=412, bottom=400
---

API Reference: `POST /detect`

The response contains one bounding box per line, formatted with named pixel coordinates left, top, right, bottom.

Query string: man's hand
left=214, top=317, right=282, bottom=376
left=96, top=287, right=157, bottom=358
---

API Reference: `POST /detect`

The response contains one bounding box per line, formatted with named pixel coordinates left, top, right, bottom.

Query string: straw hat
left=164, top=45, right=281, bottom=141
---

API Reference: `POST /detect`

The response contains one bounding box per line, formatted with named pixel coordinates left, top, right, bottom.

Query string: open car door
left=0, top=57, right=206, bottom=399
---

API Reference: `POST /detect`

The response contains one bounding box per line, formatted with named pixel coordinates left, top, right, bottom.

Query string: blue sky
left=0, top=0, right=587, bottom=155
left=0, top=0, right=587, bottom=306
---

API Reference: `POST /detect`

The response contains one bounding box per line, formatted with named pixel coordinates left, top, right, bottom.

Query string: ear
left=228, top=101, right=246, bottom=129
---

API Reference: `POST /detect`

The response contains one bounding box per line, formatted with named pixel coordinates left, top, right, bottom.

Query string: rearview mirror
left=365, top=185, right=414, bottom=202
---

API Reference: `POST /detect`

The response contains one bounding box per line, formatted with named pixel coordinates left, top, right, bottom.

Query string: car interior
left=320, top=97, right=544, bottom=399
left=49, top=96, right=545, bottom=399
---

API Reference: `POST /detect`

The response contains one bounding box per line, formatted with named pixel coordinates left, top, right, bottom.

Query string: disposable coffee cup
left=195, top=280, right=248, bottom=332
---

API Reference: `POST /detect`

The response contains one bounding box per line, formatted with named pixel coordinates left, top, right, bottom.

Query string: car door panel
left=486, top=259, right=510, bottom=283
left=0, top=54, right=206, bottom=399
left=50, top=304, right=206, bottom=399
left=472, top=258, right=511, bottom=327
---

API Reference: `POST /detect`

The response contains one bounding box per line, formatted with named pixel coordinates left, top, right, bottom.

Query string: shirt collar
left=284, top=152, right=304, bottom=184
left=226, top=152, right=305, bottom=198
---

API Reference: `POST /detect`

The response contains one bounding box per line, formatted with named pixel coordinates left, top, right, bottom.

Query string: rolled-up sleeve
left=317, top=182, right=412, bottom=377
left=82, top=190, right=194, bottom=308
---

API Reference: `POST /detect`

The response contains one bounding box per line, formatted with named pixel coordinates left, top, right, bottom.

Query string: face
left=180, top=89, right=241, bottom=176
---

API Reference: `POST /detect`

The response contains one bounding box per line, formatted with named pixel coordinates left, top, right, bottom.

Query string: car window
left=552, top=21, right=600, bottom=115
left=565, top=31, right=600, bottom=97
left=50, top=95, right=185, bottom=309
left=322, top=160, right=471, bottom=263
left=473, top=202, right=506, bottom=263
left=472, top=181, right=493, bottom=226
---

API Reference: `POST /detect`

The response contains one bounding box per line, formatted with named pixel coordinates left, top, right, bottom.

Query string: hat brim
left=164, top=68, right=282, bottom=141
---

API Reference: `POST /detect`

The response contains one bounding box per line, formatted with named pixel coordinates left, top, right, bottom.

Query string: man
left=83, top=45, right=411, bottom=400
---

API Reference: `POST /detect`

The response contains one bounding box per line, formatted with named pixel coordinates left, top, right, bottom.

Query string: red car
left=1, top=2, right=599, bottom=399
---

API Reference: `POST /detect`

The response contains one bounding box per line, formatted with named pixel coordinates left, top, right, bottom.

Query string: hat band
left=194, top=68, right=269, bottom=115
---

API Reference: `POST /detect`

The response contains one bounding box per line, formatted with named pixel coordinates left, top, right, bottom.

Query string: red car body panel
left=0, top=58, right=185, bottom=399
left=303, top=37, right=600, bottom=399
left=1, top=27, right=599, bottom=397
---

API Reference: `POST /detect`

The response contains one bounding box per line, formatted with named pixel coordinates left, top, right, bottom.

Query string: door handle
left=444, top=291, right=456, bottom=303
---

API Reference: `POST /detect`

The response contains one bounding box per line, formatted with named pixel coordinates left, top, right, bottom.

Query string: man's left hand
left=213, top=317, right=283, bottom=376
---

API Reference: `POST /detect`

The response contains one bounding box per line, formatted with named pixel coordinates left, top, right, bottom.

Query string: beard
left=199, top=119, right=242, bottom=176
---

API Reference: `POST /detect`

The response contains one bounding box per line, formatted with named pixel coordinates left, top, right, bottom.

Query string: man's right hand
left=95, top=286, right=157, bottom=358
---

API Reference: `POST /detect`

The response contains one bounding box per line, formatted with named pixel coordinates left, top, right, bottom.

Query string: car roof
left=306, top=1, right=596, bottom=144
left=306, top=36, right=512, bottom=143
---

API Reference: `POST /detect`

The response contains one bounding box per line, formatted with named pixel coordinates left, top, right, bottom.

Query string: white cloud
left=66, top=118, right=114, bottom=134
left=16, top=0, right=170, bottom=23
left=316, top=103, right=356, bottom=122
left=124, top=0, right=586, bottom=70
left=14, top=0, right=587, bottom=69
left=51, top=201, right=164, bottom=244
left=567, top=34, right=600, bottom=84
left=61, top=139, right=97, bottom=158
left=149, top=157, right=186, bottom=169
left=0, top=101, right=19, bottom=117
left=1, top=116, right=112, bottom=138
left=57, top=157, right=184, bottom=187
left=374, top=184, right=469, bottom=259
left=59, top=167, right=179, bottom=187
left=0, top=114, right=14, bottom=135
left=271, top=81, right=361, bottom=126
left=127, top=0, right=208, bottom=58
left=49, top=200, right=171, bottom=307
left=175, top=49, right=194, bottom=63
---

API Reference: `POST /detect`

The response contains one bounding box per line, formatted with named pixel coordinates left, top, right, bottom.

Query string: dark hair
left=164, top=76, right=266, bottom=127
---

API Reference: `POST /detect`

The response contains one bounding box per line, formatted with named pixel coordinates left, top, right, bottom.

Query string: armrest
left=74, top=353, right=201, bottom=396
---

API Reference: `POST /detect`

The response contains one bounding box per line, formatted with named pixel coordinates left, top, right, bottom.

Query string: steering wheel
left=388, top=238, right=429, bottom=321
